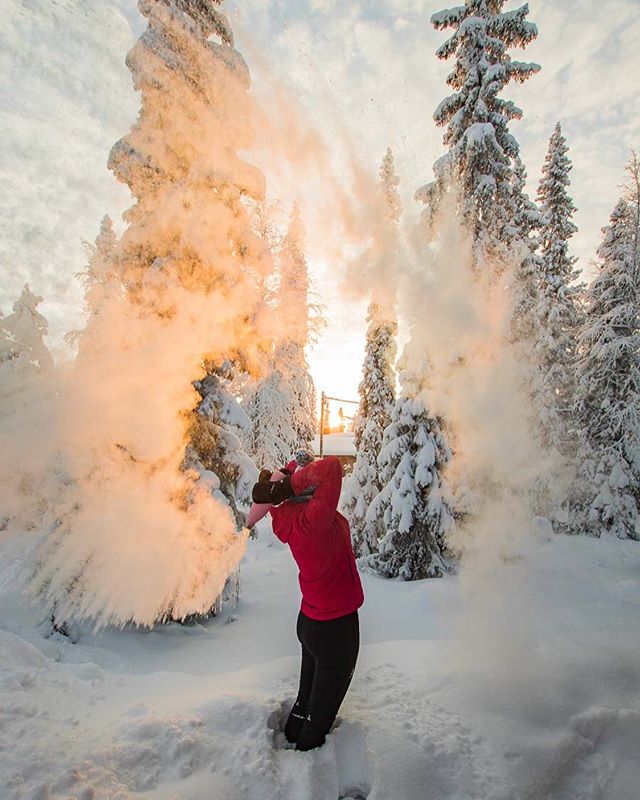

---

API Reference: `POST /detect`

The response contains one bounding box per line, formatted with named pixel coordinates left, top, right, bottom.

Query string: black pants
left=284, top=610, right=360, bottom=751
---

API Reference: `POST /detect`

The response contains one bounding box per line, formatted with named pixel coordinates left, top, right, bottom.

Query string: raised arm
left=291, top=456, right=343, bottom=532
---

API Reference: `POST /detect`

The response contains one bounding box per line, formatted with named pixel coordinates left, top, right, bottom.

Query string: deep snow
left=1, top=517, right=640, bottom=800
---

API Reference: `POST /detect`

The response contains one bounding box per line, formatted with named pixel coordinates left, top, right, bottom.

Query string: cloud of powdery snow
left=1, top=0, right=299, bottom=630
left=1, top=0, right=410, bottom=633
left=401, top=186, right=575, bottom=689
left=29, top=288, right=255, bottom=629
left=402, top=191, right=640, bottom=799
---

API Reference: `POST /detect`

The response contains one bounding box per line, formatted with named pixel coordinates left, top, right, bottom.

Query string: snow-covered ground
left=1, top=517, right=640, bottom=800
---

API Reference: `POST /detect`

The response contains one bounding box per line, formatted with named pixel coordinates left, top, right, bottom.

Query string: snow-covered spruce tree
left=379, top=146, right=402, bottom=226
left=417, top=0, right=539, bottom=270
left=572, top=175, right=640, bottom=539
left=343, top=149, right=399, bottom=556
left=67, top=215, right=121, bottom=356
left=189, top=359, right=256, bottom=525
left=509, top=155, right=544, bottom=345
left=245, top=204, right=316, bottom=468
left=244, top=364, right=299, bottom=469
left=0, top=284, right=54, bottom=396
left=364, top=356, right=454, bottom=580
left=113, top=0, right=264, bottom=534
left=533, top=122, right=580, bottom=458
left=0, top=286, right=55, bottom=536
left=29, top=0, right=271, bottom=628
left=344, top=305, right=397, bottom=556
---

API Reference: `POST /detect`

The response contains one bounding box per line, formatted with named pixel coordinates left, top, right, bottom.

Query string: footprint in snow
left=330, top=720, right=373, bottom=800
left=266, top=696, right=296, bottom=750
left=267, top=700, right=374, bottom=798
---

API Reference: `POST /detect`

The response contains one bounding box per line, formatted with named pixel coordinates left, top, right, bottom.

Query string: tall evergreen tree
left=111, top=0, right=265, bottom=523
left=30, top=0, right=270, bottom=628
left=343, top=149, right=399, bottom=556
left=244, top=364, right=300, bottom=469
left=417, top=0, right=539, bottom=269
left=365, top=355, right=454, bottom=580
left=533, top=122, right=580, bottom=459
left=379, top=146, right=402, bottom=225
left=80, top=215, right=119, bottom=313
left=572, top=159, right=640, bottom=539
left=509, top=155, right=544, bottom=345
left=67, top=215, right=121, bottom=355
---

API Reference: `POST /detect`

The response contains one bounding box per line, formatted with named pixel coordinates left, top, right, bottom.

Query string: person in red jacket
left=250, top=454, right=365, bottom=751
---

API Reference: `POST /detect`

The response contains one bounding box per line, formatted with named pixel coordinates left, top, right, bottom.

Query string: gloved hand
left=251, top=472, right=294, bottom=505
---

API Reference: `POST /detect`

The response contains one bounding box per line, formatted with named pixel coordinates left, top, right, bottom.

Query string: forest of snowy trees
left=2, top=0, right=639, bottom=631
left=343, top=0, right=640, bottom=579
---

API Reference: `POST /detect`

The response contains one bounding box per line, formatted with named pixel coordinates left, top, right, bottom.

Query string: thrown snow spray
left=14, top=0, right=274, bottom=630
left=402, top=187, right=564, bottom=690
left=406, top=195, right=640, bottom=792
left=0, top=0, right=396, bottom=632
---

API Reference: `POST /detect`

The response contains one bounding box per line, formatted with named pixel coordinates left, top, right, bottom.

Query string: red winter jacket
left=269, top=456, right=364, bottom=621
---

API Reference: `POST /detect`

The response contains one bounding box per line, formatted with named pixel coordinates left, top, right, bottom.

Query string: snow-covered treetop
left=0, top=284, right=53, bottom=374
left=8, top=284, right=49, bottom=341
left=431, top=1, right=538, bottom=49
left=112, top=0, right=262, bottom=209
left=79, top=215, right=118, bottom=292
left=68, top=215, right=122, bottom=355
left=596, top=199, right=633, bottom=279
left=421, top=0, right=540, bottom=267
left=512, top=155, right=542, bottom=238
left=431, top=1, right=539, bottom=156
left=537, top=122, right=578, bottom=282
left=134, top=0, right=247, bottom=96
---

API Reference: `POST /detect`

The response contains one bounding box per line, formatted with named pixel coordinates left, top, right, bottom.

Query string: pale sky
left=1, top=0, right=639, bottom=404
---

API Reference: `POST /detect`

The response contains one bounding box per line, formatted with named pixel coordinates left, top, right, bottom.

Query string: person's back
left=269, top=456, right=364, bottom=621
left=250, top=454, right=364, bottom=750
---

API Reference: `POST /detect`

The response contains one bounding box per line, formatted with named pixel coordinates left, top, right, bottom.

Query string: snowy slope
left=1, top=518, right=640, bottom=800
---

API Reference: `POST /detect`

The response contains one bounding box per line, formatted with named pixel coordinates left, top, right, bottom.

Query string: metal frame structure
left=318, top=391, right=359, bottom=457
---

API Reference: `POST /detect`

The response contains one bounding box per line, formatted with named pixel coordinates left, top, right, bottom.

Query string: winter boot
left=284, top=698, right=308, bottom=744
